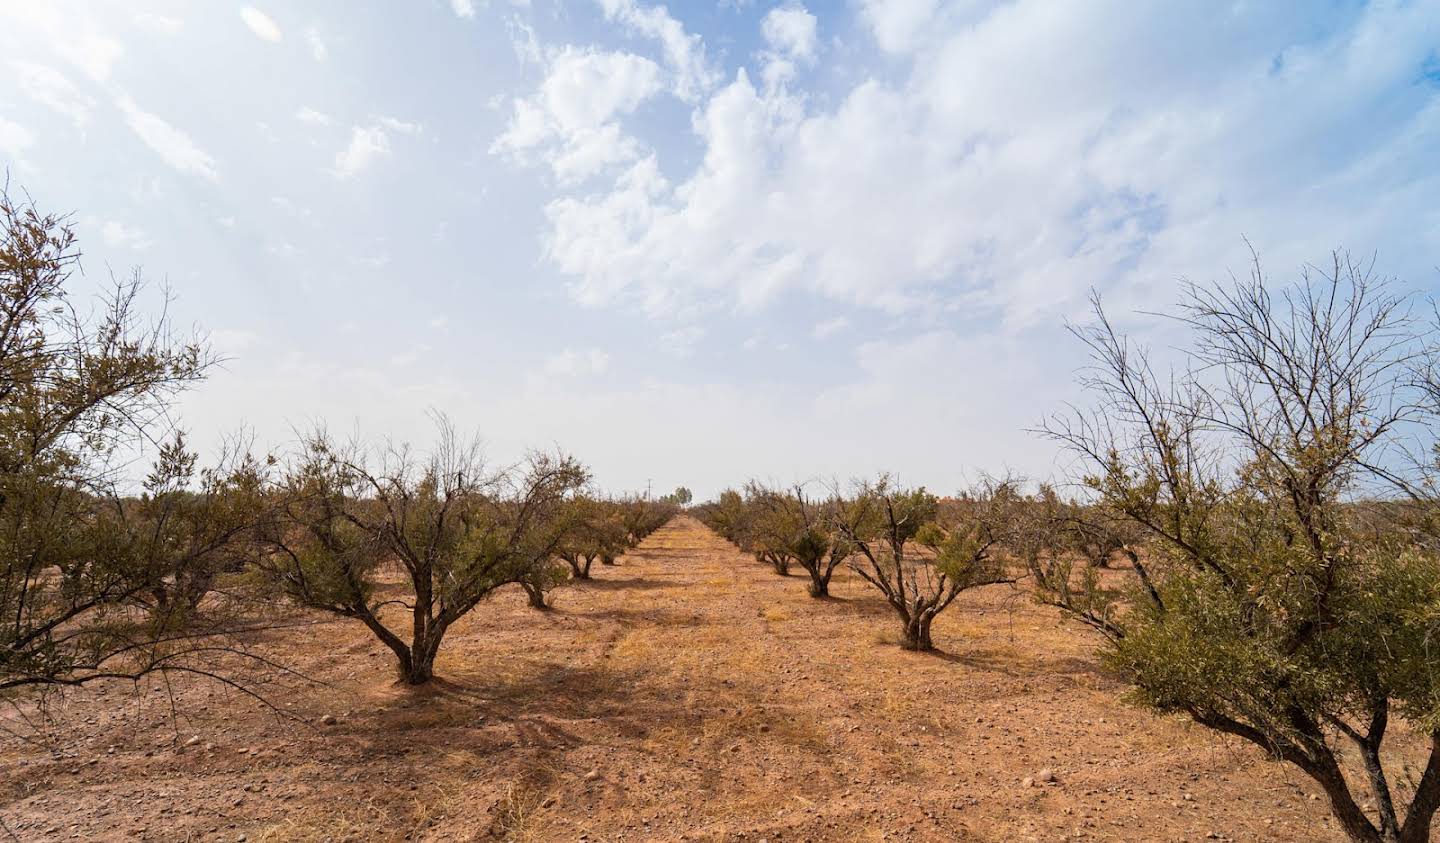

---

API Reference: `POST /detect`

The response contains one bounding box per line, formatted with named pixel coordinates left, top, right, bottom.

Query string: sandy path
left=0, top=515, right=1346, bottom=841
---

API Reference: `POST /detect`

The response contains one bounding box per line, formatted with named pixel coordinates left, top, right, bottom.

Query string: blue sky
left=1, top=0, right=1437, bottom=498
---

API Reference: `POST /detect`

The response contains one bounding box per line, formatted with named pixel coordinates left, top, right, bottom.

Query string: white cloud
left=240, top=7, right=282, bottom=42
left=543, top=348, right=611, bottom=377
left=331, top=118, right=418, bottom=178
left=378, top=116, right=422, bottom=134
left=858, top=0, right=941, bottom=54
left=596, top=0, right=718, bottom=101
left=811, top=316, right=849, bottom=339
left=492, top=47, right=662, bottom=182
left=762, top=5, right=818, bottom=61
left=116, top=96, right=219, bottom=181
left=101, top=220, right=153, bottom=250
left=333, top=126, right=390, bottom=178
left=11, top=62, right=96, bottom=127
left=296, top=106, right=333, bottom=127
left=450, top=0, right=476, bottom=19
left=540, top=47, right=662, bottom=133
left=523, top=0, right=1440, bottom=331
left=305, top=26, right=327, bottom=60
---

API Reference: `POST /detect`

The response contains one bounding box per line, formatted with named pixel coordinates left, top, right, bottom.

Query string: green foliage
left=1043, top=256, right=1440, bottom=842
left=0, top=190, right=260, bottom=691
left=258, top=425, right=589, bottom=683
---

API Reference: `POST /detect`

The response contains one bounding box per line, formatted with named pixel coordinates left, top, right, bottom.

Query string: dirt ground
left=0, top=515, right=1362, bottom=841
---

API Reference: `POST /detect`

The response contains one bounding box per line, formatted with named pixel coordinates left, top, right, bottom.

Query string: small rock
left=1037, top=769, right=1057, bottom=783
left=184, top=736, right=202, bottom=747
left=584, top=769, right=601, bottom=782
left=319, top=714, right=338, bottom=726
left=1022, top=777, right=1035, bottom=788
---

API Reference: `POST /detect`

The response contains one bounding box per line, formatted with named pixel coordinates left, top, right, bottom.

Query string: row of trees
left=701, top=254, right=1440, bottom=843
left=0, top=189, right=675, bottom=691
left=696, top=478, right=1023, bottom=650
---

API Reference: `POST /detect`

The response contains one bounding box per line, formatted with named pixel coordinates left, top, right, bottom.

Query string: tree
left=744, top=482, right=797, bottom=576
left=617, top=496, right=675, bottom=548
left=556, top=497, right=629, bottom=580
left=1041, top=253, right=1440, bottom=843
left=259, top=422, right=588, bottom=684
left=835, top=477, right=1018, bottom=651
left=732, top=482, right=852, bottom=596
left=0, top=189, right=264, bottom=691
left=665, top=486, right=692, bottom=506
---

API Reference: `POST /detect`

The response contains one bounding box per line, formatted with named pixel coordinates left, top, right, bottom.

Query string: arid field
left=1, top=516, right=1355, bottom=842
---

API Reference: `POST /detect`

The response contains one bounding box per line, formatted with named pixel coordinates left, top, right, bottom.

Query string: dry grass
left=0, top=516, right=1362, bottom=841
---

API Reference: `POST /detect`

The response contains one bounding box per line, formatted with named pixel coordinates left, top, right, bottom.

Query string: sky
left=0, top=0, right=1437, bottom=499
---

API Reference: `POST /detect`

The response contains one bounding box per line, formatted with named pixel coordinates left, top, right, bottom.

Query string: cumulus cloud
left=492, top=47, right=663, bottom=182
left=596, top=0, right=718, bottom=101
left=858, top=0, right=941, bottom=54
left=522, top=0, right=1440, bottom=330
left=332, top=117, right=420, bottom=178
left=762, top=5, right=818, bottom=61
left=116, top=96, right=219, bottom=181
left=240, top=7, right=282, bottom=42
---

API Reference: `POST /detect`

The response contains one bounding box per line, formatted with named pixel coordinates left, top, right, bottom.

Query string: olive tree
left=835, top=477, right=1018, bottom=651
left=737, top=483, right=852, bottom=596
left=744, top=482, right=797, bottom=576
left=0, top=190, right=280, bottom=691
left=1041, top=254, right=1440, bottom=843
left=259, top=423, right=588, bottom=684
left=557, top=497, right=629, bottom=579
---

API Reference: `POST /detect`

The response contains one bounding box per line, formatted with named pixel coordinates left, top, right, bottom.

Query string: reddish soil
left=1, top=516, right=1359, bottom=841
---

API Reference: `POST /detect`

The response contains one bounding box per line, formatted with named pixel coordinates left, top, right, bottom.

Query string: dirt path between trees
left=1, top=515, right=1345, bottom=841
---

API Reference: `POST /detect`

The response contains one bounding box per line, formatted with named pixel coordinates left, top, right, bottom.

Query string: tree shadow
left=573, top=576, right=672, bottom=592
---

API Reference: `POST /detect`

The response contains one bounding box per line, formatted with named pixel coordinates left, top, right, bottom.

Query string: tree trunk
left=402, top=654, right=433, bottom=685
left=600, top=553, right=617, bottom=566
left=522, top=580, right=550, bottom=610
left=900, top=614, right=934, bottom=651
left=1307, top=758, right=1382, bottom=843
left=807, top=572, right=830, bottom=598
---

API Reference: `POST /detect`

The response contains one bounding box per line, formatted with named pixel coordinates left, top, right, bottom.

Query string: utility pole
left=646, top=478, right=652, bottom=500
